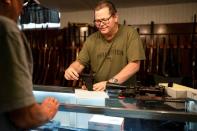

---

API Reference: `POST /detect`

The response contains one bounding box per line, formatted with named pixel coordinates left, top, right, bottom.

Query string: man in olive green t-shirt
left=64, top=0, right=145, bottom=91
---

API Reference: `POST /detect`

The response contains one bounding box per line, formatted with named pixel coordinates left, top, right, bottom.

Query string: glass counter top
left=33, top=85, right=197, bottom=122
left=33, top=85, right=197, bottom=131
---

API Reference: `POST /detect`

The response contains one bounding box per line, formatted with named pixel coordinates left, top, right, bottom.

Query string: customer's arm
left=8, top=97, right=59, bottom=129
left=64, top=60, right=85, bottom=80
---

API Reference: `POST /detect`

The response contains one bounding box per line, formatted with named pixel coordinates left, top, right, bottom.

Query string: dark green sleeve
left=127, top=28, right=146, bottom=62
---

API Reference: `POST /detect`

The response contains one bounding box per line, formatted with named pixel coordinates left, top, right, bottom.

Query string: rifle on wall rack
left=147, top=21, right=154, bottom=74
left=192, top=14, right=197, bottom=88
left=142, top=21, right=156, bottom=86
left=152, top=36, right=158, bottom=74
left=157, top=36, right=163, bottom=76
left=167, top=35, right=177, bottom=77
left=161, top=36, right=168, bottom=77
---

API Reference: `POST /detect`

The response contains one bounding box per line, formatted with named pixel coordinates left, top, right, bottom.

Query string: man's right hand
left=9, top=97, right=59, bottom=129
left=64, top=67, right=79, bottom=80
left=41, top=97, right=59, bottom=120
left=64, top=61, right=85, bottom=81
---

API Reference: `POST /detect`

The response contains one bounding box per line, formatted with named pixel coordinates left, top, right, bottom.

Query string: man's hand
left=81, top=84, right=87, bottom=90
left=81, top=81, right=107, bottom=91
left=41, top=97, right=59, bottom=120
left=64, top=67, right=79, bottom=80
left=64, top=61, right=85, bottom=81
left=93, top=81, right=107, bottom=91
left=9, top=97, right=59, bottom=129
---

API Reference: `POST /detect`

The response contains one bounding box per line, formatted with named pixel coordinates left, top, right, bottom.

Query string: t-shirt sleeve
left=0, top=29, right=35, bottom=113
left=127, top=28, right=146, bottom=62
left=77, top=37, right=91, bottom=67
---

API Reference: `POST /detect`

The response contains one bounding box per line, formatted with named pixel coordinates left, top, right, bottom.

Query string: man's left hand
left=93, top=81, right=107, bottom=91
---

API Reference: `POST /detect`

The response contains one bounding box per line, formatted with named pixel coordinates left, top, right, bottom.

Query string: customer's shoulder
left=0, top=16, right=19, bottom=34
left=0, top=16, right=16, bottom=28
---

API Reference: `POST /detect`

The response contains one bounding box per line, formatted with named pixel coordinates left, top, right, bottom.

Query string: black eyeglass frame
left=93, top=14, right=113, bottom=26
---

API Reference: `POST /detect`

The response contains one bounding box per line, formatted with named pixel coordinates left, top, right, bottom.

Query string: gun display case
left=32, top=85, right=197, bottom=131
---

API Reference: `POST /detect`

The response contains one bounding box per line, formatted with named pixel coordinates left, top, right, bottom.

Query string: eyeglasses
left=94, top=15, right=113, bottom=26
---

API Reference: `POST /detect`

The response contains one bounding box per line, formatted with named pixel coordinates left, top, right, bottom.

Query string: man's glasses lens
left=94, top=15, right=112, bottom=25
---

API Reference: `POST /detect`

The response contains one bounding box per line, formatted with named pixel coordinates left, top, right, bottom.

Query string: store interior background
left=21, top=0, right=197, bottom=88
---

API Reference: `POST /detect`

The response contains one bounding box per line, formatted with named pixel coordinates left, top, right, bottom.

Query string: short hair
left=94, top=0, right=117, bottom=15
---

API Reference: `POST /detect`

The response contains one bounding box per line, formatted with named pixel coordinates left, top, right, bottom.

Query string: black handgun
left=80, top=73, right=94, bottom=91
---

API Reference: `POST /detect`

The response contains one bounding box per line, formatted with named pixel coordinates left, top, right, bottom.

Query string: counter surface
left=33, top=85, right=197, bottom=130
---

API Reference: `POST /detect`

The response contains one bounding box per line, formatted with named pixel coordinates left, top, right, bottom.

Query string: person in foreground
left=0, top=0, right=59, bottom=130
left=64, top=0, right=145, bottom=91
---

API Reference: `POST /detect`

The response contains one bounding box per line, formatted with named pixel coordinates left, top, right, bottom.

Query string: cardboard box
left=159, top=83, right=192, bottom=98
left=187, top=88, right=197, bottom=101
left=165, top=102, right=185, bottom=109
left=88, top=115, right=124, bottom=131
left=75, top=89, right=109, bottom=129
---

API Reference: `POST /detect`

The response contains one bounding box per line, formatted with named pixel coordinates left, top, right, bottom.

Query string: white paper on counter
left=75, top=89, right=109, bottom=99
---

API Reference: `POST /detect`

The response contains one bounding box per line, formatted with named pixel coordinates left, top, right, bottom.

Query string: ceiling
left=39, top=0, right=197, bottom=12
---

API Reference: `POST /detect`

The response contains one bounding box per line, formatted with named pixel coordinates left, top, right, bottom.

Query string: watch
left=109, top=78, right=118, bottom=83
